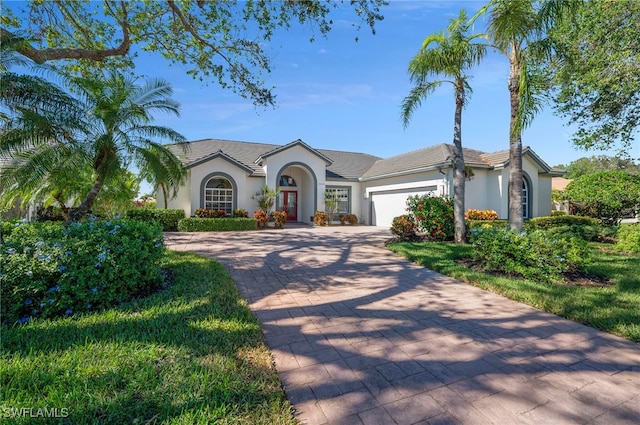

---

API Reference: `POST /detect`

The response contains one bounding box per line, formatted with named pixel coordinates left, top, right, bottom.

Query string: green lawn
left=0, top=251, right=296, bottom=424
left=388, top=242, right=640, bottom=343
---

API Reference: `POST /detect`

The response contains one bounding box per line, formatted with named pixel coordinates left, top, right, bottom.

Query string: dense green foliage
left=558, top=155, right=640, bottom=179
left=469, top=227, right=590, bottom=284
left=177, top=218, right=257, bottom=232
left=1, top=70, right=187, bottom=222
left=0, top=251, right=296, bottom=424
left=1, top=219, right=164, bottom=324
left=616, top=224, right=640, bottom=254
left=466, top=219, right=510, bottom=232
left=548, top=0, right=640, bottom=155
left=525, top=215, right=600, bottom=229
left=406, top=194, right=454, bottom=241
left=564, top=171, right=640, bottom=225
left=390, top=215, right=419, bottom=241
left=125, top=209, right=185, bottom=231
left=388, top=240, right=640, bottom=342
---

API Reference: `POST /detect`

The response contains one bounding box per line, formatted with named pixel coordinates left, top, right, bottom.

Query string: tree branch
left=0, top=1, right=131, bottom=64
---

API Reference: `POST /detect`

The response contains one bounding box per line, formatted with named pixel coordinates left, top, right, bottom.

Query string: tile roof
left=167, top=138, right=381, bottom=180
left=166, top=139, right=555, bottom=181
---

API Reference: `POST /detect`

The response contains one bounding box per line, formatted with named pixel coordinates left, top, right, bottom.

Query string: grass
left=0, top=251, right=297, bottom=424
left=388, top=242, right=640, bottom=343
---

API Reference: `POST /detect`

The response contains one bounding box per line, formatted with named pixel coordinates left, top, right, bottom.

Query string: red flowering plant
left=406, top=194, right=454, bottom=241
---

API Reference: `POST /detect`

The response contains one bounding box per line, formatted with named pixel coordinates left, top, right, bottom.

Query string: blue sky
left=6, top=1, right=637, bottom=196
left=132, top=0, right=637, bottom=172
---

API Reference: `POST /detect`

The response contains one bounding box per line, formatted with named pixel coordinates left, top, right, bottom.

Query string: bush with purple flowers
left=1, top=218, right=164, bottom=323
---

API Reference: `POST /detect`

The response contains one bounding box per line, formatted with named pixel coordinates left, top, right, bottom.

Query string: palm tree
left=401, top=10, right=487, bottom=243
left=477, top=0, right=576, bottom=230
left=481, top=0, right=541, bottom=231
left=1, top=71, right=188, bottom=222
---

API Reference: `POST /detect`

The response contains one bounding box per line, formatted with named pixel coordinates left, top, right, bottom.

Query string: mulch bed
left=455, top=257, right=612, bottom=288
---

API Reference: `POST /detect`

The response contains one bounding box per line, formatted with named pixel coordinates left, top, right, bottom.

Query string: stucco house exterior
left=160, top=138, right=563, bottom=227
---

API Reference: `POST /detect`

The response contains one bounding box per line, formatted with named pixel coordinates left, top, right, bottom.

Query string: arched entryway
left=275, top=163, right=318, bottom=223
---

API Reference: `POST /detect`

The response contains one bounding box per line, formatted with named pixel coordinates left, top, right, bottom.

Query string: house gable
left=185, top=150, right=254, bottom=174
left=254, top=139, right=333, bottom=166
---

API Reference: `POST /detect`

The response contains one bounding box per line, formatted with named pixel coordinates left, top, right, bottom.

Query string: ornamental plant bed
left=454, top=257, right=612, bottom=288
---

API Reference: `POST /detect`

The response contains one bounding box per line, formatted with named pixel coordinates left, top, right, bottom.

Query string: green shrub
left=526, top=215, right=600, bottom=229
left=1, top=218, right=164, bottom=324
left=232, top=208, right=249, bottom=218
left=177, top=218, right=257, bottom=232
left=466, top=219, right=510, bottom=232
left=125, top=209, right=185, bottom=231
left=564, top=170, right=640, bottom=225
left=545, top=224, right=618, bottom=243
left=390, top=215, right=419, bottom=241
left=551, top=210, right=567, bottom=216
left=616, top=224, right=640, bottom=253
left=406, top=194, right=454, bottom=241
left=471, top=227, right=590, bottom=284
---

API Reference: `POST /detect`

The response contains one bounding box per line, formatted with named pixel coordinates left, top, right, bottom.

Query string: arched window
left=522, top=178, right=530, bottom=219
left=279, top=175, right=297, bottom=187
left=204, top=177, right=233, bottom=213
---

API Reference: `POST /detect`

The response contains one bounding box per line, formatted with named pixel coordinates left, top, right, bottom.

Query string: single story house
left=160, top=138, right=563, bottom=227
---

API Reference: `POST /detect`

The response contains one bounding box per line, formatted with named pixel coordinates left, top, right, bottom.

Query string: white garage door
left=371, top=186, right=438, bottom=228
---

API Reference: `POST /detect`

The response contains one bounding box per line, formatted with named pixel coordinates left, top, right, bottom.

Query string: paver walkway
left=164, top=225, right=640, bottom=425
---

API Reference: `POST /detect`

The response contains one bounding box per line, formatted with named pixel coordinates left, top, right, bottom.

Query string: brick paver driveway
left=164, top=225, right=640, bottom=425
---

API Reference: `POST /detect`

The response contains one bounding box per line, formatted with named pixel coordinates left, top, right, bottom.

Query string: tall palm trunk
left=508, top=49, right=524, bottom=231
left=453, top=79, right=467, bottom=243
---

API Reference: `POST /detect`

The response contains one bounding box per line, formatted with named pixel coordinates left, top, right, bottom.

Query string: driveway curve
left=164, top=226, right=639, bottom=425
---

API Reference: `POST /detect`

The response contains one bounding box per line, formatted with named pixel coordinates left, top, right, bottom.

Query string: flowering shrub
left=464, top=209, right=498, bottom=221
left=390, top=215, right=418, bottom=241
left=1, top=218, right=164, bottom=324
left=338, top=214, right=359, bottom=225
left=313, top=211, right=327, bottom=226
left=470, top=227, right=590, bottom=284
left=271, top=210, right=287, bottom=228
left=194, top=208, right=228, bottom=218
left=253, top=209, right=269, bottom=229
left=406, top=194, right=454, bottom=241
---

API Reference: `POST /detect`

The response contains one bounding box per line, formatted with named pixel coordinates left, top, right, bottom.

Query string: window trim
left=326, top=186, right=351, bottom=214
left=199, top=172, right=237, bottom=213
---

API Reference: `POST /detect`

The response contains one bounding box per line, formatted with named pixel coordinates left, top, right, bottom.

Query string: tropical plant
left=252, top=186, right=280, bottom=214
left=324, top=190, right=340, bottom=224
left=476, top=0, right=546, bottom=231
left=1, top=70, right=188, bottom=223
left=401, top=9, right=487, bottom=244
left=271, top=210, right=287, bottom=229
left=390, top=215, right=419, bottom=242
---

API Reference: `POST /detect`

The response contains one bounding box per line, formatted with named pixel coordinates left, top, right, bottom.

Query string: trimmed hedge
left=525, top=215, right=600, bottom=229
left=125, top=209, right=185, bottom=231
left=177, top=218, right=258, bottom=232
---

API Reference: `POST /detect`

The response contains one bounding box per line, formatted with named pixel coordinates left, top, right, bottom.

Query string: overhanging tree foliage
left=1, top=0, right=386, bottom=107
left=547, top=0, right=640, bottom=156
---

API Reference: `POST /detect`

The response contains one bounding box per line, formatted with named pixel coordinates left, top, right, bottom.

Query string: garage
left=370, top=185, right=439, bottom=228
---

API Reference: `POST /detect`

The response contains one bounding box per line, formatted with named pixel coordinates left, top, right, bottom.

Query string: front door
left=282, top=191, right=297, bottom=221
